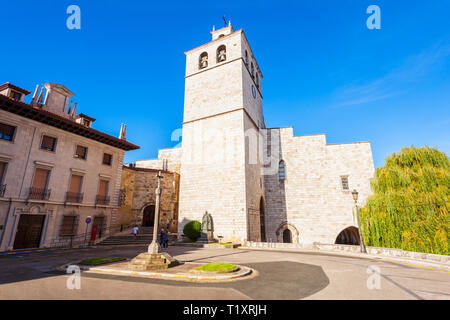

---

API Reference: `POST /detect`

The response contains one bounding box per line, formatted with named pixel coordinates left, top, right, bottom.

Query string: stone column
left=148, top=171, right=162, bottom=254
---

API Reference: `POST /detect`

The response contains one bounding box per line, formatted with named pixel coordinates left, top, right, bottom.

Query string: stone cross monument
left=128, top=171, right=178, bottom=270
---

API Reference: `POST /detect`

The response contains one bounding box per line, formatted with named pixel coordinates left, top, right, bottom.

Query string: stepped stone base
left=128, top=252, right=179, bottom=271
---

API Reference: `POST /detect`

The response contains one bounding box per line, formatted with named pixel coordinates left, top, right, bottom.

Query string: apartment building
left=0, top=82, right=139, bottom=251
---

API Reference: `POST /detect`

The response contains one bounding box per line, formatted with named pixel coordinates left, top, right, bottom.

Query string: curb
left=0, top=246, right=96, bottom=256
left=239, top=246, right=450, bottom=272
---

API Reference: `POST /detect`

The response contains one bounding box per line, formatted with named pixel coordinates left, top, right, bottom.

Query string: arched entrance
left=335, top=226, right=360, bottom=245
left=259, top=197, right=266, bottom=242
left=282, top=229, right=292, bottom=243
left=142, top=205, right=155, bottom=227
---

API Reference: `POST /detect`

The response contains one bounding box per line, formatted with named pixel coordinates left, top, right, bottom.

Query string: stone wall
left=118, top=166, right=179, bottom=232
left=263, top=127, right=375, bottom=245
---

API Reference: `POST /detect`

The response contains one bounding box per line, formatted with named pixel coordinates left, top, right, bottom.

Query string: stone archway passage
left=142, top=205, right=155, bottom=227
left=13, top=214, right=45, bottom=249
left=283, top=229, right=292, bottom=243
left=335, top=226, right=360, bottom=245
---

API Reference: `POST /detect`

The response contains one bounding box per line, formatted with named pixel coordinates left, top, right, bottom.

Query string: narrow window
left=97, top=179, right=110, bottom=205
left=67, top=174, right=83, bottom=203
left=250, top=62, right=254, bottom=79
left=245, top=50, right=248, bottom=66
left=9, top=91, right=21, bottom=101
left=102, top=153, right=112, bottom=166
left=30, top=168, right=51, bottom=200
left=0, top=162, right=7, bottom=196
left=40, top=135, right=57, bottom=152
left=256, top=74, right=259, bottom=88
left=199, top=52, right=208, bottom=69
left=217, top=45, right=226, bottom=62
left=0, top=123, right=16, bottom=142
left=279, top=160, right=286, bottom=181
left=341, top=176, right=349, bottom=190
left=75, top=145, right=87, bottom=159
left=60, top=216, right=77, bottom=236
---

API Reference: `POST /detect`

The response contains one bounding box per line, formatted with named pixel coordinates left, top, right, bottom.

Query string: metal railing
left=65, top=192, right=83, bottom=203
left=48, top=222, right=136, bottom=249
left=28, top=187, right=51, bottom=200
left=95, top=195, right=110, bottom=205
left=0, top=184, right=5, bottom=197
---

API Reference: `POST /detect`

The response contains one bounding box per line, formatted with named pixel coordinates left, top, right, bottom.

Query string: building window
left=250, top=62, right=255, bottom=79
left=67, top=174, right=83, bottom=203
left=60, top=216, right=77, bottom=236
left=81, top=119, right=90, bottom=127
left=96, top=179, right=110, bottom=205
left=199, top=52, right=208, bottom=69
left=0, top=123, right=16, bottom=142
left=29, top=167, right=51, bottom=200
left=102, top=153, right=112, bottom=166
left=0, top=161, right=7, bottom=197
left=217, top=45, right=226, bottom=62
left=245, top=50, right=248, bottom=66
left=341, top=176, right=349, bottom=190
left=75, top=145, right=87, bottom=159
left=279, top=160, right=286, bottom=181
left=255, top=74, right=259, bottom=88
left=9, top=91, right=21, bottom=101
left=40, top=135, right=57, bottom=152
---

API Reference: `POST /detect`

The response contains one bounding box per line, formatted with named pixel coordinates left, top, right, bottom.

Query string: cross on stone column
left=148, top=171, right=163, bottom=254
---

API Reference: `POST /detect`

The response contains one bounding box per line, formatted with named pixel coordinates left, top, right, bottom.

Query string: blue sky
left=1, top=0, right=449, bottom=167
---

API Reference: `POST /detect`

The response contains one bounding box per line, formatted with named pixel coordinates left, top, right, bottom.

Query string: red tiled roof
left=0, top=82, right=31, bottom=95
left=0, top=94, right=139, bottom=151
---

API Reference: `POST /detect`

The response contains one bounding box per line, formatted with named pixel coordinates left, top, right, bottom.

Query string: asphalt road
left=0, top=245, right=448, bottom=300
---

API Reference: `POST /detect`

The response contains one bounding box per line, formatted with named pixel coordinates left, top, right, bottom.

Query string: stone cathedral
left=133, top=23, right=375, bottom=246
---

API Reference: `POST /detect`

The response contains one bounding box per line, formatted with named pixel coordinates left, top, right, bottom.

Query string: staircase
left=97, top=227, right=177, bottom=246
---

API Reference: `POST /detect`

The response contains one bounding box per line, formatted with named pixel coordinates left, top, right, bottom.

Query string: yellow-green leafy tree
left=360, top=146, right=449, bottom=255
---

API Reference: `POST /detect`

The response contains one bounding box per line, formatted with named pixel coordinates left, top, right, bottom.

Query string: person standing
left=132, top=225, right=139, bottom=240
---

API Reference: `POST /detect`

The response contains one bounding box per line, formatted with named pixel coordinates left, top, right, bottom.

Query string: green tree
left=360, top=146, right=449, bottom=255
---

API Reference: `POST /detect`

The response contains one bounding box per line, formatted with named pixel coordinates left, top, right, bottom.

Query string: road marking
left=388, top=261, right=450, bottom=273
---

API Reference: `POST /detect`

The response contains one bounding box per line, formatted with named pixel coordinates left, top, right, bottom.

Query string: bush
left=183, top=220, right=202, bottom=241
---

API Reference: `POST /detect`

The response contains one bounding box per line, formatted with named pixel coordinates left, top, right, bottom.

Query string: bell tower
left=178, top=24, right=266, bottom=243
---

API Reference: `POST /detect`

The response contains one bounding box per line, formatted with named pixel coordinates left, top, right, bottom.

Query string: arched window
left=250, top=62, right=254, bottom=79
left=245, top=50, right=249, bottom=66
left=279, top=160, right=286, bottom=181
left=217, top=45, right=226, bottom=62
left=255, top=74, right=259, bottom=88
left=199, top=52, right=208, bottom=69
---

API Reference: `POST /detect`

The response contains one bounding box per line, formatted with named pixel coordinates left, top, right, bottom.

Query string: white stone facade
left=134, top=25, right=375, bottom=245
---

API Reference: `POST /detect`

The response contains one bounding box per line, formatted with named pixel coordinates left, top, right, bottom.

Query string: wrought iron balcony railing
left=0, top=184, right=6, bottom=197
left=65, top=192, right=83, bottom=203
left=28, top=187, right=51, bottom=200
left=95, top=195, right=110, bottom=205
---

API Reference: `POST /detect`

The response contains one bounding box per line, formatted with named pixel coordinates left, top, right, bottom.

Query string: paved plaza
left=0, top=245, right=448, bottom=300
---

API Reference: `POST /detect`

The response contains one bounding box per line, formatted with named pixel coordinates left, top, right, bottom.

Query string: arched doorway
left=335, top=226, right=360, bottom=245
left=142, top=205, right=155, bottom=227
left=282, top=229, right=292, bottom=243
left=259, top=197, right=266, bottom=242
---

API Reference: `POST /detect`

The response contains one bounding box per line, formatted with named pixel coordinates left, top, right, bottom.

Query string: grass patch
left=194, top=262, right=237, bottom=272
left=79, top=256, right=125, bottom=266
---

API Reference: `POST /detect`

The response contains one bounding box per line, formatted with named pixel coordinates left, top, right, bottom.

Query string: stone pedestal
left=128, top=252, right=179, bottom=271
left=197, top=231, right=215, bottom=243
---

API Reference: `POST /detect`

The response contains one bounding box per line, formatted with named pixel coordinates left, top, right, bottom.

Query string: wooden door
left=13, top=214, right=45, bottom=249
left=93, top=216, right=105, bottom=238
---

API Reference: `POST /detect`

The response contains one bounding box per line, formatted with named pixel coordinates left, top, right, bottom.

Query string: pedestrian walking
left=132, top=225, right=139, bottom=239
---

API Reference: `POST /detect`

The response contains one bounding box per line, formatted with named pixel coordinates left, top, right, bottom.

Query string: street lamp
left=351, top=189, right=368, bottom=254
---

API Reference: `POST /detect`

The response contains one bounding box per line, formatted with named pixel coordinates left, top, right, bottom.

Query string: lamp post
left=351, top=189, right=367, bottom=254
left=148, top=171, right=163, bottom=254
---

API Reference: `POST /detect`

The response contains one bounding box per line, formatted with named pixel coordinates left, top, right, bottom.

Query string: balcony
left=0, top=184, right=6, bottom=197
left=28, top=187, right=51, bottom=201
left=95, top=195, right=110, bottom=206
left=65, top=192, right=83, bottom=203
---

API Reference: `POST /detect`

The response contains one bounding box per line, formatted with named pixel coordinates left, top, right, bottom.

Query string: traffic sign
left=85, top=217, right=92, bottom=224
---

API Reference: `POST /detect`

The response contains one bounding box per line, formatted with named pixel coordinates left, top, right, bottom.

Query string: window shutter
left=0, top=123, right=16, bottom=140
left=76, top=146, right=87, bottom=158
left=41, top=136, right=55, bottom=151
left=60, top=216, right=76, bottom=236
left=98, top=180, right=108, bottom=197
left=0, top=162, right=5, bottom=183
left=69, top=175, right=82, bottom=193
left=103, top=153, right=112, bottom=165
left=32, top=168, right=50, bottom=189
